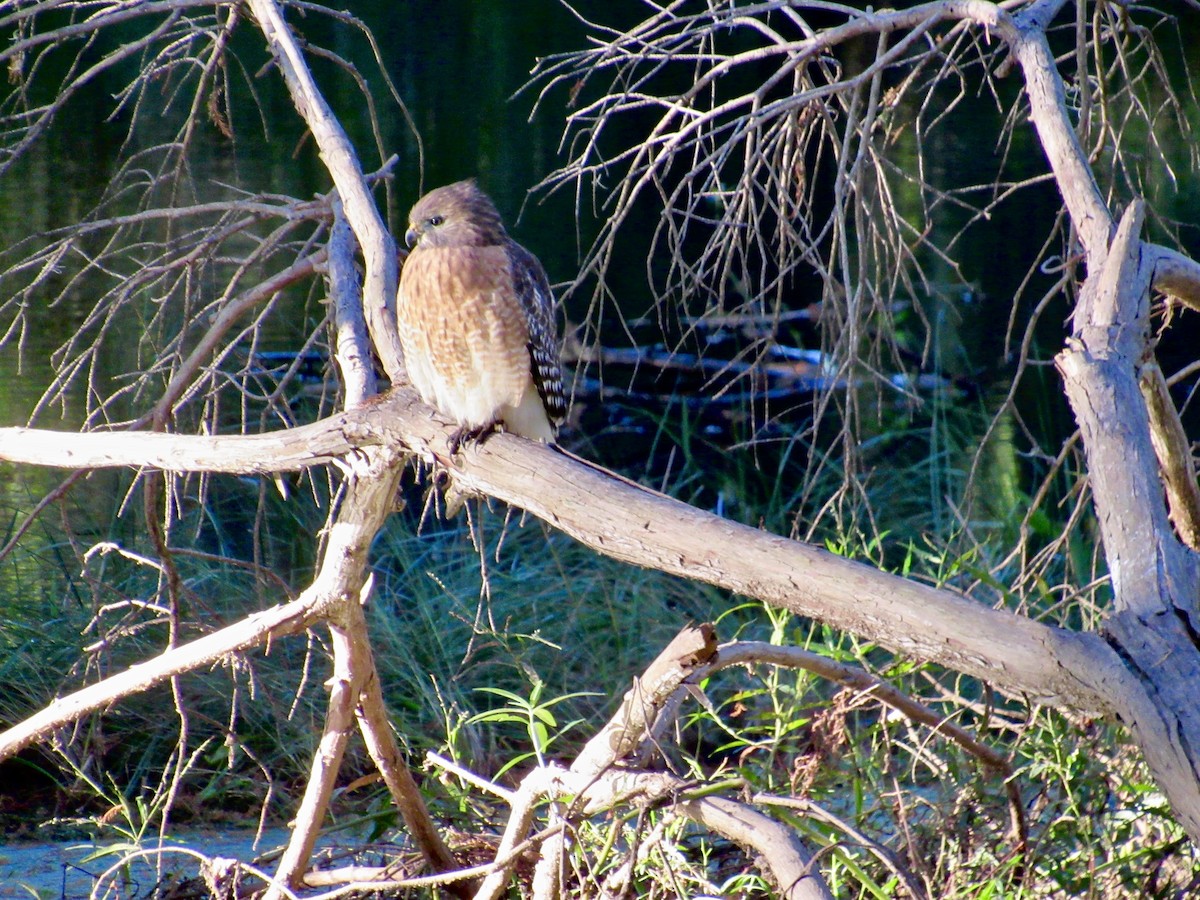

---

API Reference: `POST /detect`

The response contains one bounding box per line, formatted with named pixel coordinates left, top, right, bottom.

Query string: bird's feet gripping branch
left=396, top=179, right=567, bottom=457
left=446, top=422, right=499, bottom=456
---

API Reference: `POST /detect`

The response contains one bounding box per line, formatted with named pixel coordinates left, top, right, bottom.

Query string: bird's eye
left=427, top=215, right=444, bottom=228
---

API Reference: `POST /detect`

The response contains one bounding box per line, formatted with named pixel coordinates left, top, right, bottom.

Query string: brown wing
left=505, top=240, right=566, bottom=424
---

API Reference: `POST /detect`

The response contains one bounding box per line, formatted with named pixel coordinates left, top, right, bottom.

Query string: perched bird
left=397, top=179, right=566, bottom=449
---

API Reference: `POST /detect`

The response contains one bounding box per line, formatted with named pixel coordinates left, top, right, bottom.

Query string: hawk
left=397, top=180, right=566, bottom=448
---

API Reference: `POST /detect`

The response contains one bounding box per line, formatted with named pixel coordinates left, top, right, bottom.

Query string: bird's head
left=404, top=179, right=507, bottom=250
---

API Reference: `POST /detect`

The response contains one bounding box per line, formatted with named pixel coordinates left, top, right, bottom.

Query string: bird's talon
left=448, top=423, right=498, bottom=455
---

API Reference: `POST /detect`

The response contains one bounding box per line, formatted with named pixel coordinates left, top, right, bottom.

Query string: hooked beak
left=404, top=227, right=419, bottom=249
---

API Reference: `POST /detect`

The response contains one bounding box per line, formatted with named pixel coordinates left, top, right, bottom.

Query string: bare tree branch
left=0, top=415, right=368, bottom=472
left=247, top=0, right=404, bottom=381
left=0, top=595, right=315, bottom=761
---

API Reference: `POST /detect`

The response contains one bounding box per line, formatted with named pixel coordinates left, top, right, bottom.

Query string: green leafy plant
left=468, top=675, right=600, bottom=778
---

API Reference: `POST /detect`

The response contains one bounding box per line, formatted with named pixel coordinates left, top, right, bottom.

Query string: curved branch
left=1148, top=244, right=1200, bottom=312
left=709, top=642, right=1011, bottom=775
left=678, top=795, right=835, bottom=900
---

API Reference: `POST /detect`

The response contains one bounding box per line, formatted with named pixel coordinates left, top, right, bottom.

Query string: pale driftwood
left=528, top=623, right=722, bottom=900
left=999, top=3, right=1110, bottom=258
left=353, top=605, right=465, bottom=884
left=0, top=418, right=365, bottom=473
left=466, top=761, right=837, bottom=900
left=252, top=439, right=468, bottom=899
left=527, top=766, right=838, bottom=900
left=472, top=765, right=570, bottom=900
left=434, top=418, right=1123, bottom=711
left=274, top=590, right=461, bottom=896
left=161, top=380, right=1152, bottom=716
left=499, top=623, right=834, bottom=900
left=266, top=603, right=362, bottom=898
left=0, top=394, right=1144, bottom=717
left=1057, top=204, right=1169, bottom=609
